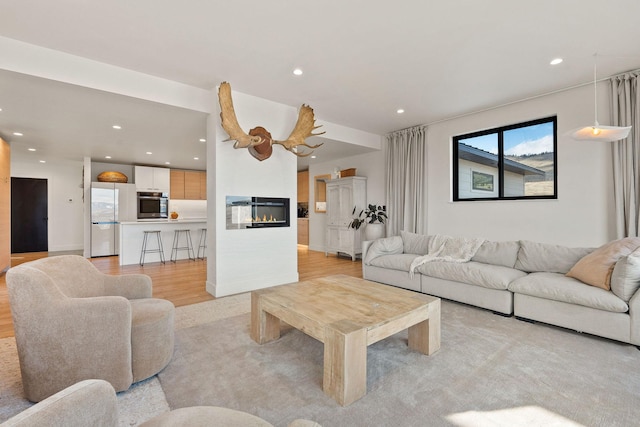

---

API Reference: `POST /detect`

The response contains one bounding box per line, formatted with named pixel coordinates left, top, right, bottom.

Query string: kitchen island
left=119, top=219, right=207, bottom=266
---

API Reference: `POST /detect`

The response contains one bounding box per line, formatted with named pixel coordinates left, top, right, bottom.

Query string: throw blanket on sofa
left=409, top=234, right=485, bottom=276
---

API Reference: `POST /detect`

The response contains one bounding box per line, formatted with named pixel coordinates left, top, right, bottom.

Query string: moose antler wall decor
left=218, top=81, right=325, bottom=161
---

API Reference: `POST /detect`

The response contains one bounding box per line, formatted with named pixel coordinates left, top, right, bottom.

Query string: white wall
left=207, top=88, right=299, bottom=297
left=308, top=149, right=385, bottom=252
left=426, top=82, right=614, bottom=247
left=11, top=156, right=85, bottom=252
left=308, top=80, right=615, bottom=250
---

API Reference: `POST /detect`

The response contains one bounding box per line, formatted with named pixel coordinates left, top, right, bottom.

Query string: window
left=453, top=116, right=557, bottom=201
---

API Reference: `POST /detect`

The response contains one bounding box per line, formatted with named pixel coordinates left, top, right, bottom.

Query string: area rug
left=2, top=292, right=640, bottom=426
left=158, top=299, right=640, bottom=427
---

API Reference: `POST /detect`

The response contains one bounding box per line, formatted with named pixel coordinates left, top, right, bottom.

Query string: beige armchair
left=6, top=255, right=175, bottom=402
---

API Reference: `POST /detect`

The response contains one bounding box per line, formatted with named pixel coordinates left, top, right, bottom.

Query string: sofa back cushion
left=364, top=235, right=404, bottom=264
left=471, top=240, right=520, bottom=268
left=400, top=231, right=431, bottom=255
left=514, top=240, right=594, bottom=274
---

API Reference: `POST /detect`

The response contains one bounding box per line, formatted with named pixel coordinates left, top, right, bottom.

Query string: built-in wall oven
left=137, top=192, right=168, bottom=219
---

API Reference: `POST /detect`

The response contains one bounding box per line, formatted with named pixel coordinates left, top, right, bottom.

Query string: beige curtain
left=612, top=70, right=640, bottom=238
left=385, top=126, right=427, bottom=236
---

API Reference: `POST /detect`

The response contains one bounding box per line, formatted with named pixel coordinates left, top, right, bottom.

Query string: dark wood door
left=11, top=177, right=48, bottom=253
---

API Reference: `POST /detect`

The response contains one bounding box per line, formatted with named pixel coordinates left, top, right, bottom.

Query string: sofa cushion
left=364, top=235, right=404, bottom=264
left=416, top=261, right=527, bottom=290
left=508, top=272, right=629, bottom=313
left=566, top=237, right=640, bottom=290
left=514, top=241, right=593, bottom=274
left=610, top=247, right=640, bottom=301
left=400, top=231, right=431, bottom=255
left=369, top=254, right=420, bottom=272
left=471, top=240, right=520, bottom=268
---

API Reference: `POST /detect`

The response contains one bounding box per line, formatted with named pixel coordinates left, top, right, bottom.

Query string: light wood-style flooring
left=0, top=245, right=362, bottom=339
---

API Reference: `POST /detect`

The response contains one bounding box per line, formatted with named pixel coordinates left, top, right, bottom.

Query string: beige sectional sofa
left=362, top=231, right=640, bottom=346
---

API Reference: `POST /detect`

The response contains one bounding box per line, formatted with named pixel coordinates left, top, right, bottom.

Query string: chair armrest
left=1, top=379, right=118, bottom=427
left=288, top=420, right=323, bottom=427
left=103, top=274, right=152, bottom=299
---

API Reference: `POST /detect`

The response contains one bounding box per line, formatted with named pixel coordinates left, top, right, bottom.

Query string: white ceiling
left=1, top=1, right=640, bottom=171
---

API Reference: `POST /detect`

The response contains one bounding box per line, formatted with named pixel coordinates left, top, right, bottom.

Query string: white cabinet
left=325, top=176, right=367, bottom=261
left=135, top=166, right=170, bottom=193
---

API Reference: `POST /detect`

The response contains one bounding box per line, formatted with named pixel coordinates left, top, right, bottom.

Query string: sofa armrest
left=362, top=240, right=374, bottom=276
left=629, top=288, right=640, bottom=345
left=1, top=379, right=118, bottom=427
left=103, top=274, right=152, bottom=299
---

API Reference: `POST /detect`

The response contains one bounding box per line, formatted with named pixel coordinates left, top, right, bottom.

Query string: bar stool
left=197, top=228, right=207, bottom=260
left=140, top=230, right=165, bottom=266
left=170, top=229, right=195, bottom=262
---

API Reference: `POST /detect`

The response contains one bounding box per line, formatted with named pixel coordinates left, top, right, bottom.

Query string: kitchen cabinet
left=297, top=218, right=309, bottom=245
left=135, top=166, right=170, bottom=193
left=200, top=172, right=207, bottom=200
left=170, top=169, right=206, bottom=200
left=297, top=170, right=309, bottom=203
left=325, top=176, right=367, bottom=261
left=184, top=171, right=201, bottom=199
left=170, top=170, right=185, bottom=199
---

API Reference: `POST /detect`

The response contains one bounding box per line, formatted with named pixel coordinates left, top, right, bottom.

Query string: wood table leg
left=408, top=299, right=441, bottom=355
left=250, top=292, right=280, bottom=344
left=323, top=320, right=367, bottom=406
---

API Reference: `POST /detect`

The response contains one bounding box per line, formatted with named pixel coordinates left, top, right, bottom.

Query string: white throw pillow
left=610, top=248, right=640, bottom=301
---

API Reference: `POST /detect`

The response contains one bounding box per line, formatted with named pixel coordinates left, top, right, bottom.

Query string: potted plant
left=348, top=204, right=387, bottom=241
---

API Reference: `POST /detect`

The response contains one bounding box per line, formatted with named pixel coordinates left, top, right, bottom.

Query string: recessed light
left=397, top=109, right=405, bottom=114
left=293, top=68, right=303, bottom=76
left=550, top=58, right=563, bottom=65
left=0, top=108, right=3, bottom=112
left=112, top=125, right=122, bottom=130
left=199, top=138, right=206, bottom=142
left=28, top=148, right=36, bottom=152
left=310, top=155, right=317, bottom=159
left=39, top=160, right=46, bottom=163
left=146, top=151, right=152, bottom=155
left=105, top=155, right=112, bottom=159
left=165, top=161, right=171, bottom=165
left=13, top=132, right=23, bottom=136
left=193, top=157, right=199, bottom=160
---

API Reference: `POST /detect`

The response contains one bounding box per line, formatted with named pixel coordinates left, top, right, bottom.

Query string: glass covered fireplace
left=226, top=196, right=290, bottom=229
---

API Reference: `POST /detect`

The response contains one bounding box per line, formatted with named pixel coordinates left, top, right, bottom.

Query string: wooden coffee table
left=250, top=275, right=440, bottom=406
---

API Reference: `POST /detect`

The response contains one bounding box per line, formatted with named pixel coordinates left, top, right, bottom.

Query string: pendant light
left=569, top=54, right=631, bottom=142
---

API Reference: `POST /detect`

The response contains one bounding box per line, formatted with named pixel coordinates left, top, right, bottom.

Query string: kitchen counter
left=120, top=218, right=207, bottom=224
left=119, top=219, right=207, bottom=266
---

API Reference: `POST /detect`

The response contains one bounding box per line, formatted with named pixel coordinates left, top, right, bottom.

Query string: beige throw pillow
left=566, top=237, right=640, bottom=290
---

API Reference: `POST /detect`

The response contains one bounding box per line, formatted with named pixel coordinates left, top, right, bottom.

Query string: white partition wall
left=206, top=87, right=299, bottom=297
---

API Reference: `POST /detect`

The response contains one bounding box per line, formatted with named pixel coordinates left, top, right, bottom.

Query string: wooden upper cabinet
left=297, top=170, right=309, bottom=203
left=170, top=169, right=206, bottom=200
left=200, top=172, right=207, bottom=200
left=170, top=170, right=185, bottom=199
left=184, top=171, right=201, bottom=200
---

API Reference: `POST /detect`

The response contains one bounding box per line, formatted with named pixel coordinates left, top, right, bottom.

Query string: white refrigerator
left=91, top=182, right=137, bottom=257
